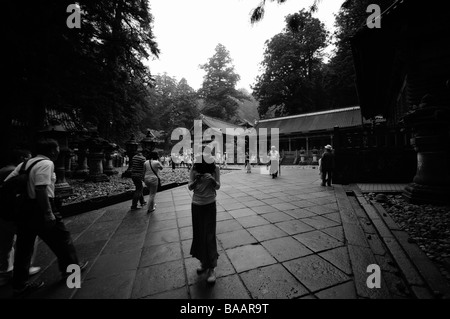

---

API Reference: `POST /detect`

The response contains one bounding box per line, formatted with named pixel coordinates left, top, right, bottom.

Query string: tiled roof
left=12, top=108, right=87, bottom=132
left=44, top=108, right=85, bottom=132
left=200, top=114, right=249, bottom=135
left=255, top=107, right=367, bottom=134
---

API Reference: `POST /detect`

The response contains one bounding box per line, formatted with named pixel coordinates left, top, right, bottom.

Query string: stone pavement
left=0, top=166, right=447, bottom=299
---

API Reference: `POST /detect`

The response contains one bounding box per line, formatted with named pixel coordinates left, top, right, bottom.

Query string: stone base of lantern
left=104, top=168, right=118, bottom=176
left=55, top=183, right=74, bottom=198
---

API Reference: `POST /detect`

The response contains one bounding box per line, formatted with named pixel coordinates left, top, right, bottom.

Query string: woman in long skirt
left=245, top=152, right=251, bottom=173
left=188, top=150, right=221, bottom=284
left=268, top=146, right=280, bottom=178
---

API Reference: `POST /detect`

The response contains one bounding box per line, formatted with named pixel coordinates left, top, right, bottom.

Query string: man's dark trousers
left=131, top=177, right=145, bottom=207
left=13, top=207, right=78, bottom=289
left=322, top=169, right=332, bottom=186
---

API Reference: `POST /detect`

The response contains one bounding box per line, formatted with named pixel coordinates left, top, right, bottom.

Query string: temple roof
left=199, top=114, right=250, bottom=135
left=255, top=107, right=368, bottom=135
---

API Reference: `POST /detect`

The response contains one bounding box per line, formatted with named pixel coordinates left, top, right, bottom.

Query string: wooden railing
left=332, top=126, right=416, bottom=184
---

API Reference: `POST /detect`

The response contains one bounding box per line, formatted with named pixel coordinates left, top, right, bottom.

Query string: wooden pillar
left=306, top=137, right=309, bottom=153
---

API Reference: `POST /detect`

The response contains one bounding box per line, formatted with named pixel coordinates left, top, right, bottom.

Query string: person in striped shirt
left=130, top=148, right=147, bottom=210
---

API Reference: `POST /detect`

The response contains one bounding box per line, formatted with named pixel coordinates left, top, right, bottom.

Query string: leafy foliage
left=252, top=10, right=328, bottom=117
left=199, top=44, right=249, bottom=121
left=250, top=0, right=322, bottom=24
left=236, top=89, right=260, bottom=124
left=251, top=1, right=397, bottom=118
left=140, top=74, right=200, bottom=146
left=323, top=0, right=396, bottom=109
left=2, top=0, right=160, bottom=165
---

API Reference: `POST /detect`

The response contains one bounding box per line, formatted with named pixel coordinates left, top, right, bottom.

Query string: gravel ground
left=364, top=193, right=450, bottom=285
left=61, top=166, right=235, bottom=205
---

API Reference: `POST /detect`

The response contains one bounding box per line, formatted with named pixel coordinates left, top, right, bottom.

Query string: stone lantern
left=311, top=147, right=319, bottom=164
left=141, top=129, right=156, bottom=154
left=299, top=147, right=306, bottom=164
left=38, top=119, right=74, bottom=199
left=402, top=95, right=450, bottom=204
left=85, top=131, right=109, bottom=182
left=73, top=133, right=90, bottom=178
left=349, top=1, right=450, bottom=204
left=64, top=137, right=75, bottom=178
left=122, top=133, right=139, bottom=178
left=103, top=142, right=118, bottom=176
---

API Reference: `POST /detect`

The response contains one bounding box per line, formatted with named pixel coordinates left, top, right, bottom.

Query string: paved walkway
left=0, top=167, right=447, bottom=299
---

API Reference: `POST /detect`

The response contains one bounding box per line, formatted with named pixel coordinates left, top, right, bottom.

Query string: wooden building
left=350, top=0, right=450, bottom=203
left=255, top=106, right=368, bottom=164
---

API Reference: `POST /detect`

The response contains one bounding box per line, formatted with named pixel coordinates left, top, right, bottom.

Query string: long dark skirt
left=190, top=202, right=219, bottom=269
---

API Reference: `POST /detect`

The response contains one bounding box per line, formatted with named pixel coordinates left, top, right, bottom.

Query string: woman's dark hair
left=35, top=139, right=59, bottom=157
left=193, top=157, right=216, bottom=174
left=193, top=145, right=216, bottom=174
left=149, top=151, right=159, bottom=160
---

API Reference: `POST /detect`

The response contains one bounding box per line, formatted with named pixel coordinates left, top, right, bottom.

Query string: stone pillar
left=38, top=121, right=73, bottom=199
left=398, top=13, right=450, bottom=204
left=311, top=147, right=318, bottom=165
left=74, top=147, right=89, bottom=178
left=86, top=151, right=109, bottom=182
left=54, top=145, right=74, bottom=198
left=85, top=132, right=109, bottom=183
left=64, top=148, right=74, bottom=178
left=103, top=143, right=118, bottom=176
left=402, top=96, right=450, bottom=204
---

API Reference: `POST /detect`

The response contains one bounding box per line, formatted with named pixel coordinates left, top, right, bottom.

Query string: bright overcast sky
left=146, top=0, right=346, bottom=93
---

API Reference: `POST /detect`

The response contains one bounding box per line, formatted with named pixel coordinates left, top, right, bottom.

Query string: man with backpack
left=4, top=139, right=87, bottom=297
left=0, top=149, right=41, bottom=287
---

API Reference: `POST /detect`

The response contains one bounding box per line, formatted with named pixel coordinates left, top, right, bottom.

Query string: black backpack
left=0, top=159, right=44, bottom=221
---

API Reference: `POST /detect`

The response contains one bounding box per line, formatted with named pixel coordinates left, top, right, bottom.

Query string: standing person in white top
left=0, top=148, right=41, bottom=287
left=215, top=152, right=222, bottom=169
left=143, top=151, right=163, bottom=213
left=268, top=146, right=280, bottom=179
left=188, top=148, right=221, bottom=284
left=4, top=139, right=87, bottom=297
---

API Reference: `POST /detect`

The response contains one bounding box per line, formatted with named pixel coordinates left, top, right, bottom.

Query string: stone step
left=351, top=186, right=450, bottom=299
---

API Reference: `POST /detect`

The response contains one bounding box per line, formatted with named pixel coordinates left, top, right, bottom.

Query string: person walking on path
left=320, top=144, right=334, bottom=187
left=143, top=151, right=163, bottom=213
left=245, top=152, right=251, bottom=173
left=0, top=149, right=41, bottom=287
left=188, top=149, right=221, bottom=284
left=268, top=146, right=280, bottom=178
left=4, top=139, right=87, bottom=297
left=171, top=153, right=176, bottom=171
left=222, top=152, right=227, bottom=169
left=130, top=147, right=147, bottom=210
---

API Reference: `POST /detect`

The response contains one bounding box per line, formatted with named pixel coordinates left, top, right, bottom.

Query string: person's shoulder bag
left=149, top=161, right=162, bottom=191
